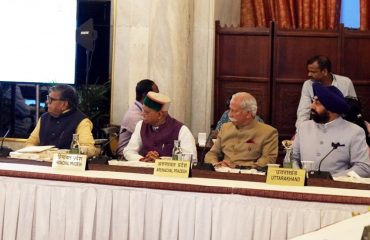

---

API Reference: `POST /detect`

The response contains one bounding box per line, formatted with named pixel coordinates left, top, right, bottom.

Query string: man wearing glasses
left=26, top=84, right=96, bottom=156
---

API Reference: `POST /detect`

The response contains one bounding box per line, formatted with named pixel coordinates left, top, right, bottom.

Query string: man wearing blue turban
left=293, top=82, right=370, bottom=177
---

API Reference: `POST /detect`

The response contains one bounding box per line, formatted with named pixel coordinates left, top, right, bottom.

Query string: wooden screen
left=272, top=29, right=341, bottom=137
left=214, top=22, right=272, bottom=125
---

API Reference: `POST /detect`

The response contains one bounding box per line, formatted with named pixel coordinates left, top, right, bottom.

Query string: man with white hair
left=205, top=92, right=278, bottom=168
left=123, top=91, right=197, bottom=162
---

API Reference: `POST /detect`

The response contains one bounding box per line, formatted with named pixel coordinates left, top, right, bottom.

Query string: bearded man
left=292, top=82, right=370, bottom=177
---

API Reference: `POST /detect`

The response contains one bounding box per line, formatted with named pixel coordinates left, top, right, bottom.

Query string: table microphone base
left=0, top=147, right=12, bottom=157
left=308, top=170, right=333, bottom=180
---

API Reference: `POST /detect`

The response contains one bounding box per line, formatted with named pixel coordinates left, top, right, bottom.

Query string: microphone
left=0, top=129, right=13, bottom=157
left=307, top=142, right=345, bottom=180
left=192, top=129, right=217, bottom=171
left=88, top=136, right=116, bottom=165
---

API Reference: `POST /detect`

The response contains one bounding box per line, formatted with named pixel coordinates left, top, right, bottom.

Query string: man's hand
left=214, top=160, right=237, bottom=168
left=139, top=151, right=160, bottom=162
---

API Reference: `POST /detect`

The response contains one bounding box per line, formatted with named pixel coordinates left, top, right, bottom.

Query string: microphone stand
left=307, top=142, right=344, bottom=180
left=192, top=129, right=216, bottom=171
left=0, top=129, right=13, bottom=157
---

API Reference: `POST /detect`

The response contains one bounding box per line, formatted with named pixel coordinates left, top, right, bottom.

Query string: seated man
left=123, top=92, right=197, bottom=162
left=26, top=84, right=96, bottom=157
left=343, top=97, right=370, bottom=147
left=293, top=82, right=370, bottom=177
left=296, top=55, right=357, bottom=129
left=205, top=92, right=278, bottom=168
left=215, top=94, right=264, bottom=132
left=116, top=79, right=159, bottom=158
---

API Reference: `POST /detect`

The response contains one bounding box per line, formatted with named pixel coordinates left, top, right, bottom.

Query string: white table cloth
left=0, top=162, right=368, bottom=240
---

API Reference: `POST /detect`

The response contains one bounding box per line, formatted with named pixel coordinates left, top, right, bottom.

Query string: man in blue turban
left=292, top=82, right=370, bottom=177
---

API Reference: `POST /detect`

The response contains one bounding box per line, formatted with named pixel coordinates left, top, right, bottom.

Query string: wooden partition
left=272, top=28, right=341, bottom=137
left=341, top=28, right=370, bottom=116
left=214, top=21, right=272, bottom=125
left=215, top=22, right=370, bottom=139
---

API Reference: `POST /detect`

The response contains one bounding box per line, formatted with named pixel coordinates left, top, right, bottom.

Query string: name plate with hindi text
left=52, top=153, right=87, bottom=171
left=154, top=159, right=190, bottom=178
left=266, top=168, right=306, bottom=186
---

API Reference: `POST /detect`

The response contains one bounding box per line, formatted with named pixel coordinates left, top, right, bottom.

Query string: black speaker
left=76, top=1, right=111, bottom=85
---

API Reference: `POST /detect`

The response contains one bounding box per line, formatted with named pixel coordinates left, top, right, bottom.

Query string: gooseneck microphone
left=308, top=142, right=345, bottom=179
left=0, top=129, right=13, bottom=157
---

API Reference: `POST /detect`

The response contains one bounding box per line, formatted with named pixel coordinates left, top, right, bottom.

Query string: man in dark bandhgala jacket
left=26, top=84, right=96, bottom=157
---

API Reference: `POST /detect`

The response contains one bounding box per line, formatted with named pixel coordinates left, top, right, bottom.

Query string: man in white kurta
left=293, top=82, right=370, bottom=177
left=123, top=92, right=197, bottom=162
left=296, top=55, right=357, bottom=129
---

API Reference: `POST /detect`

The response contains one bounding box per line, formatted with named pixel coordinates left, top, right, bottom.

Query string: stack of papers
left=9, top=145, right=61, bottom=162
left=333, top=171, right=370, bottom=184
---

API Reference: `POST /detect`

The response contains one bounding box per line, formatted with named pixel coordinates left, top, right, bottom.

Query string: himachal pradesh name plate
left=266, top=167, right=306, bottom=186
left=52, top=153, right=87, bottom=171
left=154, top=159, right=190, bottom=178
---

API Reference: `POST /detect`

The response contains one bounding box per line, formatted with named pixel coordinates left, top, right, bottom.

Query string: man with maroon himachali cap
left=293, top=82, right=370, bottom=177
left=123, top=91, right=197, bottom=162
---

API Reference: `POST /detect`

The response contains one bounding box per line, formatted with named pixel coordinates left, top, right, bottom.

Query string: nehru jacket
left=293, top=117, right=370, bottom=177
left=205, top=120, right=278, bottom=167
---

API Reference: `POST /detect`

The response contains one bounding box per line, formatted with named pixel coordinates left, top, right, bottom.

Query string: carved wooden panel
left=272, top=83, right=302, bottom=136
left=217, top=35, right=270, bottom=77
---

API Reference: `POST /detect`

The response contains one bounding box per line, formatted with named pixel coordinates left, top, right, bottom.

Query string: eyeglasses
left=46, top=95, right=64, bottom=103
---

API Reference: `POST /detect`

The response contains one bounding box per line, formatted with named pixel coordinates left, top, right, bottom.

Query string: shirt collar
left=316, top=117, right=342, bottom=129
left=134, top=100, right=143, bottom=111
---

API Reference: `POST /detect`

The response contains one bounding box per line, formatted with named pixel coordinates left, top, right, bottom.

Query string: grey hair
left=232, top=92, right=257, bottom=116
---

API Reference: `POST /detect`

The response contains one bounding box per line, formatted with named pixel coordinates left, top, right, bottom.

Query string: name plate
left=52, top=153, right=87, bottom=171
left=154, top=159, right=190, bottom=178
left=266, top=168, right=306, bottom=186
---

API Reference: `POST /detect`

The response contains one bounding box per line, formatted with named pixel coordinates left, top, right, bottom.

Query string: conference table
left=0, top=158, right=369, bottom=240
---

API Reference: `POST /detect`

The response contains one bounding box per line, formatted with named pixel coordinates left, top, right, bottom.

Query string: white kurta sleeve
left=296, top=80, right=313, bottom=129
left=346, top=78, right=357, bottom=98
left=178, top=126, right=198, bottom=162
left=122, top=121, right=144, bottom=161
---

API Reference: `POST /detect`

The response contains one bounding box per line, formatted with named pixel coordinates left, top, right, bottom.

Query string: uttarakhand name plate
left=52, top=153, right=87, bottom=171
left=266, top=167, right=306, bottom=186
left=154, top=159, right=190, bottom=178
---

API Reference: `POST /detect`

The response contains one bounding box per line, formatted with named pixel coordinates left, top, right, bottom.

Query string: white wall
left=111, top=0, right=240, bottom=137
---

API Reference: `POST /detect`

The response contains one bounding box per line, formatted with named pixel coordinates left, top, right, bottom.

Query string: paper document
left=16, top=145, right=55, bottom=153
